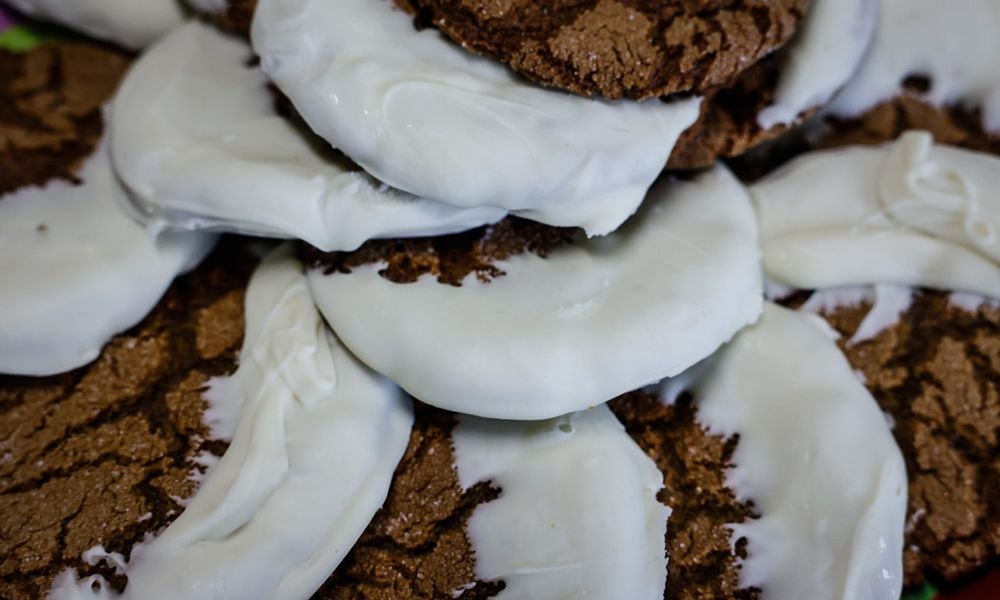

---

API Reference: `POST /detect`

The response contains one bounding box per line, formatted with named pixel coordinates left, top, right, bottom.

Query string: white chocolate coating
left=695, top=303, right=907, bottom=600
left=800, top=284, right=914, bottom=345
left=111, top=23, right=505, bottom=252
left=758, top=0, right=877, bottom=129
left=453, top=406, right=668, bottom=599
left=752, top=131, right=1000, bottom=298
left=250, top=0, right=701, bottom=236
left=0, top=140, right=214, bottom=376
left=5, top=0, right=184, bottom=49
left=309, top=165, right=762, bottom=420
left=829, top=0, right=1000, bottom=131
left=49, top=246, right=414, bottom=600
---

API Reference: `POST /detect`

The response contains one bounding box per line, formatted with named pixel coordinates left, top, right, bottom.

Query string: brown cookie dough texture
left=667, top=53, right=802, bottom=170
left=0, top=241, right=254, bottom=600
left=0, top=43, right=129, bottom=196
left=610, top=392, right=759, bottom=599
left=821, top=91, right=1000, bottom=156
left=315, top=405, right=503, bottom=599
left=395, top=0, right=807, bottom=100
left=816, top=291, right=1000, bottom=588
left=303, top=217, right=576, bottom=286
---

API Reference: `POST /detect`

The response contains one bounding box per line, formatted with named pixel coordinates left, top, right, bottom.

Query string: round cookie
left=3, top=0, right=185, bottom=49
left=304, top=165, right=763, bottom=420
left=792, top=288, right=1000, bottom=588
left=0, top=41, right=215, bottom=376
left=394, top=0, right=808, bottom=100
left=251, top=0, right=701, bottom=237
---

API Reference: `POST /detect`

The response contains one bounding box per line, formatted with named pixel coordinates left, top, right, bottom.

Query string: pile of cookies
left=0, top=1, right=997, bottom=599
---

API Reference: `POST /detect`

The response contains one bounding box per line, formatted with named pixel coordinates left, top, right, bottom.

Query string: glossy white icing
left=752, top=131, right=1000, bottom=298
left=5, top=0, right=184, bottom=49
left=758, top=0, right=876, bottom=129
left=49, top=246, right=414, bottom=600
left=309, top=165, right=762, bottom=420
left=695, top=303, right=907, bottom=600
left=452, top=406, right=667, bottom=599
left=0, top=140, right=214, bottom=376
left=829, top=0, right=1000, bottom=132
left=111, top=23, right=505, bottom=252
left=250, top=0, right=701, bottom=236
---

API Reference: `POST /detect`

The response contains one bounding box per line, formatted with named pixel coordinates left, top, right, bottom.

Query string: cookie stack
left=0, top=1, right=997, bottom=599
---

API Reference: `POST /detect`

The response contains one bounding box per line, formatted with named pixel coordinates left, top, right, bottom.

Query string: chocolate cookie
left=0, top=42, right=128, bottom=195
left=0, top=239, right=254, bottom=599
left=803, top=290, right=1000, bottom=588
left=394, top=0, right=807, bottom=100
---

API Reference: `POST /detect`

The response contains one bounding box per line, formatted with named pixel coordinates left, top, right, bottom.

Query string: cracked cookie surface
left=0, top=240, right=253, bottom=600
left=816, top=291, right=1000, bottom=587
left=395, top=0, right=808, bottom=99
left=0, top=43, right=128, bottom=196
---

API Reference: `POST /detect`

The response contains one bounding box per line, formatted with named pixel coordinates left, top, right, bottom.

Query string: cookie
left=3, top=0, right=185, bottom=49
left=395, top=0, right=807, bottom=100
left=801, top=289, right=1000, bottom=587
left=304, top=165, right=762, bottom=420
left=251, top=0, right=700, bottom=237
left=0, top=41, right=215, bottom=376
left=0, top=239, right=254, bottom=600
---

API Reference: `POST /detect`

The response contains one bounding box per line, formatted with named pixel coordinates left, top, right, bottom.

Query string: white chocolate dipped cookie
left=250, top=0, right=701, bottom=237
left=452, top=406, right=668, bottom=599
left=752, top=131, right=1000, bottom=298
left=3, top=0, right=185, bottom=49
left=48, top=246, right=414, bottom=600
left=110, top=23, right=505, bottom=252
left=306, top=165, right=762, bottom=420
